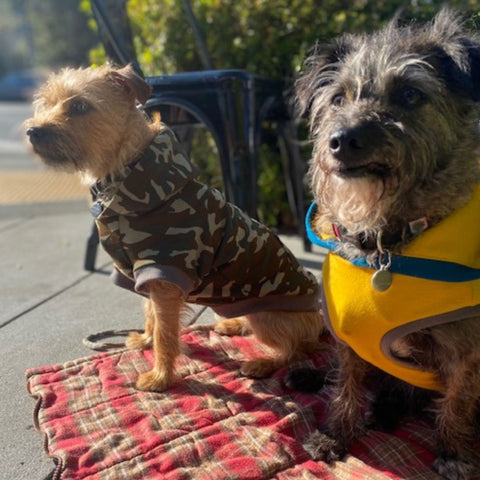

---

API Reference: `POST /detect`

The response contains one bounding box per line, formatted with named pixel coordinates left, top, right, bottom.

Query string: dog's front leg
left=136, top=280, right=184, bottom=392
left=126, top=298, right=155, bottom=350
left=305, top=344, right=368, bottom=462
left=329, top=344, right=369, bottom=443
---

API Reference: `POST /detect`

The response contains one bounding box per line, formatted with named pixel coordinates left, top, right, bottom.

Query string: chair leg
left=277, top=121, right=311, bottom=252
left=84, top=221, right=99, bottom=271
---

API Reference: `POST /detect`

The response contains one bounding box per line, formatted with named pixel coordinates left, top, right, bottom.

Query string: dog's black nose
left=26, top=127, right=43, bottom=141
left=329, top=127, right=370, bottom=161
left=26, top=126, right=51, bottom=146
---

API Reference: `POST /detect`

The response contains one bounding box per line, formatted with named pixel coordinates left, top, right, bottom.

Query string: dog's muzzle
left=329, top=124, right=389, bottom=178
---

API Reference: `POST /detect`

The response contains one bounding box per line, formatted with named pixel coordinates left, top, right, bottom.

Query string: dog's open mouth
left=335, top=162, right=390, bottom=178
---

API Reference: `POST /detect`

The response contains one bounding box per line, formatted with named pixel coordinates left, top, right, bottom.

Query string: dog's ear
left=435, top=40, right=480, bottom=102
left=461, top=38, right=480, bottom=101
left=425, top=9, right=480, bottom=101
left=295, top=36, right=354, bottom=117
left=422, top=39, right=480, bottom=102
left=110, top=64, right=152, bottom=105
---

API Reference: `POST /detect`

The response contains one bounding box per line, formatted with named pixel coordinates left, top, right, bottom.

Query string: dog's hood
left=91, top=127, right=198, bottom=216
left=309, top=185, right=480, bottom=391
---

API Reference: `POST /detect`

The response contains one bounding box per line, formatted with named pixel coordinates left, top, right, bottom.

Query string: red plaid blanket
left=26, top=328, right=477, bottom=480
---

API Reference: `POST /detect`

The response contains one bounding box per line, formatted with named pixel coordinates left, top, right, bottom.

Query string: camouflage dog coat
left=91, top=126, right=320, bottom=318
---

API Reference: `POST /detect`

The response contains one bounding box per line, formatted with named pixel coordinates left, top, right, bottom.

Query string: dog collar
left=90, top=157, right=142, bottom=199
left=90, top=180, right=121, bottom=218
left=89, top=160, right=138, bottom=210
left=306, top=201, right=480, bottom=282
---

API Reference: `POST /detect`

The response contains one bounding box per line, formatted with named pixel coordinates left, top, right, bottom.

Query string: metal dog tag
left=371, top=249, right=392, bottom=292
left=371, top=269, right=392, bottom=292
left=90, top=201, right=103, bottom=218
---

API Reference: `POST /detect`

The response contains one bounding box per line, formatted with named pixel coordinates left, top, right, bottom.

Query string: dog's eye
left=331, top=94, right=345, bottom=109
left=399, top=86, right=424, bottom=108
left=69, top=99, right=91, bottom=115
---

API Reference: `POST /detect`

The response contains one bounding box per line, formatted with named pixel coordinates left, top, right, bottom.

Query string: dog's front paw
left=433, top=455, right=476, bottom=480
left=303, top=430, right=346, bottom=463
left=126, top=331, right=152, bottom=350
left=136, top=369, right=173, bottom=392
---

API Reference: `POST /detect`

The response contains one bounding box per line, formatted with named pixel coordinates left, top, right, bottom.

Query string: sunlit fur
left=214, top=311, right=323, bottom=378
left=294, top=9, right=480, bottom=480
left=25, top=65, right=158, bottom=183
left=26, top=65, right=325, bottom=393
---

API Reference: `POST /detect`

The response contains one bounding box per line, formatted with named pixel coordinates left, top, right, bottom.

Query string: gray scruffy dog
left=289, top=8, right=480, bottom=480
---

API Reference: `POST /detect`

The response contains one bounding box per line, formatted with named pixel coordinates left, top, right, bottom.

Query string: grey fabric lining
left=381, top=304, right=480, bottom=369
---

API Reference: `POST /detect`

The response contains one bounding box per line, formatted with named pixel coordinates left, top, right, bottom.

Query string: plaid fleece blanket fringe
left=26, top=328, right=477, bottom=480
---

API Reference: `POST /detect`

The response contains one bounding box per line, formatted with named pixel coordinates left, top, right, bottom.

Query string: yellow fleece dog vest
left=307, top=186, right=480, bottom=391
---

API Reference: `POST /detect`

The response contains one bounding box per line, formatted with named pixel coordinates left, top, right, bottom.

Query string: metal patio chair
left=84, top=0, right=309, bottom=271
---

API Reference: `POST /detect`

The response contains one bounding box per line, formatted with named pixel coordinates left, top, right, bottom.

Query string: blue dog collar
left=305, top=202, right=480, bottom=283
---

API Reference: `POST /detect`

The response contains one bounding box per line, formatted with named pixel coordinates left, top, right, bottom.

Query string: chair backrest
left=90, top=0, right=142, bottom=74
left=90, top=0, right=214, bottom=74
left=180, top=0, right=213, bottom=70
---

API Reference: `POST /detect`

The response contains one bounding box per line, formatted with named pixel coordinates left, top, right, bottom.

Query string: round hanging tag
left=90, top=201, right=103, bottom=218
left=371, top=269, right=392, bottom=292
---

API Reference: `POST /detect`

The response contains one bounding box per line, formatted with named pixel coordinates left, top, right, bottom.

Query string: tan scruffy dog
left=25, top=64, right=324, bottom=393
left=287, top=8, right=480, bottom=480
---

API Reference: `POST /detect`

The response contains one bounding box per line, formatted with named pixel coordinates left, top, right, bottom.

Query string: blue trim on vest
left=306, top=202, right=480, bottom=282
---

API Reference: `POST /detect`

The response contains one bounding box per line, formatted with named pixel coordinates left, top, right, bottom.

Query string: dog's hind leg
left=240, top=310, right=324, bottom=378
left=433, top=352, right=480, bottom=480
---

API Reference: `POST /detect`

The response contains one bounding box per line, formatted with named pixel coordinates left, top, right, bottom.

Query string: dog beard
left=310, top=160, right=391, bottom=235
